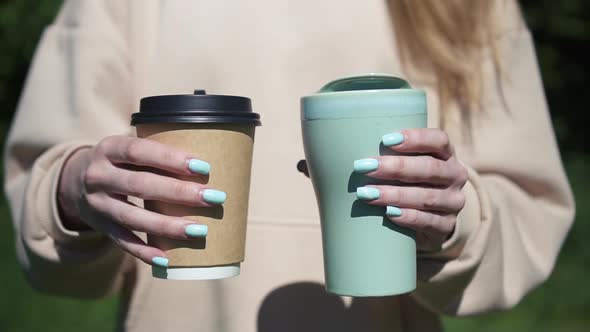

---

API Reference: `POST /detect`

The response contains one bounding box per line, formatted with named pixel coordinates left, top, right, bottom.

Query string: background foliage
left=0, top=0, right=588, bottom=331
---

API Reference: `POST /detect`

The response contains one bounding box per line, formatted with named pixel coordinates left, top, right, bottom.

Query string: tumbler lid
left=131, top=90, right=261, bottom=126
left=301, top=73, right=426, bottom=121
left=318, top=73, right=412, bottom=93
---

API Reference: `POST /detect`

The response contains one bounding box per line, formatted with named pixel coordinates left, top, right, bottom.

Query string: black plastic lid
left=131, top=90, right=261, bottom=126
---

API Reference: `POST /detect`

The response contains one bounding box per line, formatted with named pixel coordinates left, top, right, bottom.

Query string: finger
left=99, top=136, right=210, bottom=176
left=385, top=208, right=455, bottom=236
left=102, top=220, right=168, bottom=266
left=358, top=185, right=465, bottom=213
left=92, top=166, right=220, bottom=207
left=382, top=129, right=452, bottom=160
left=357, top=155, right=457, bottom=186
left=87, top=193, right=209, bottom=240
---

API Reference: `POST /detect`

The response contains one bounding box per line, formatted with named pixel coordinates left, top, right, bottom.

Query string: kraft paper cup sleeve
left=137, top=123, right=254, bottom=269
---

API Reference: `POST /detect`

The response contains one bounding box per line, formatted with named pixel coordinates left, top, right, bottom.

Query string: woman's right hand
left=57, top=135, right=225, bottom=267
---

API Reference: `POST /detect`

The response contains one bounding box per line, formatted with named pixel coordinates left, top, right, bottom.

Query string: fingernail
left=356, top=187, right=380, bottom=200
left=152, top=256, right=169, bottom=268
left=386, top=206, right=403, bottom=217
left=185, top=224, right=208, bottom=237
left=187, top=159, right=211, bottom=175
left=382, top=132, right=404, bottom=146
left=202, top=189, right=227, bottom=204
left=353, top=158, right=379, bottom=173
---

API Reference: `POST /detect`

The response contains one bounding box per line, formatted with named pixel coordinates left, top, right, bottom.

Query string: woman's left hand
left=354, top=128, right=468, bottom=251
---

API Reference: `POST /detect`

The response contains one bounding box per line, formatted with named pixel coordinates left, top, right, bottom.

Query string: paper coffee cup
left=131, top=90, right=260, bottom=280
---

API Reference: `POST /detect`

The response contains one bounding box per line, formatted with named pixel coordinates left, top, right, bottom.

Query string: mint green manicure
left=203, top=189, right=227, bottom=204
left=188, top=159, right=211, bottom=175
left=356, top=187, right=380, bottom=200
left=382, top=132, right=404, bottom=146
left=386, top=206, right=403, bottom=217
left=152, top=256, right=169, bottom=268
left=353, top=158, right=379, bottom=173
left=185, top=224, right=208, bottom=237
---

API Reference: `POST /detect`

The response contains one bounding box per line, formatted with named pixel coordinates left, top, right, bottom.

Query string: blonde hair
left=388, top=0, right=502, bottom=117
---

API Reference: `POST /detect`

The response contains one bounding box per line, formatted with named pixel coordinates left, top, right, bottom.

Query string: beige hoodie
left=4, top=1, right=574, bottom=331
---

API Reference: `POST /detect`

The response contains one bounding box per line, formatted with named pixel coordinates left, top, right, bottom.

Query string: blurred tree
left=0, top=0, right=61, bottom=126
left=521, top=0, right=590, bottom=155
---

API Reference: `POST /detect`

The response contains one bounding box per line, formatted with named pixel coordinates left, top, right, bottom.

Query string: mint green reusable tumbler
left=301, top=74, right=426, bottom=296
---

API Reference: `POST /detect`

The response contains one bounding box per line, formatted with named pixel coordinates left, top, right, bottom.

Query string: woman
left=4, top=0, right=574, bottom=331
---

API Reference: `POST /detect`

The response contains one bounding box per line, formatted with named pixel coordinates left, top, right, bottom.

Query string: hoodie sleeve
left=411, top=1, right=575, bottom=315
left=3, top=0, right=135, bottom=298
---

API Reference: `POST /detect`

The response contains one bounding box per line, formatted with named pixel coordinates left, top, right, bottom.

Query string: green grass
left=0, top=200, right=118, bottom=332
left=0, top=120, right=117, bottom=331
left=443, top=154, right=590, bottom=332
left=0, top=154, right=588, bottom=331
